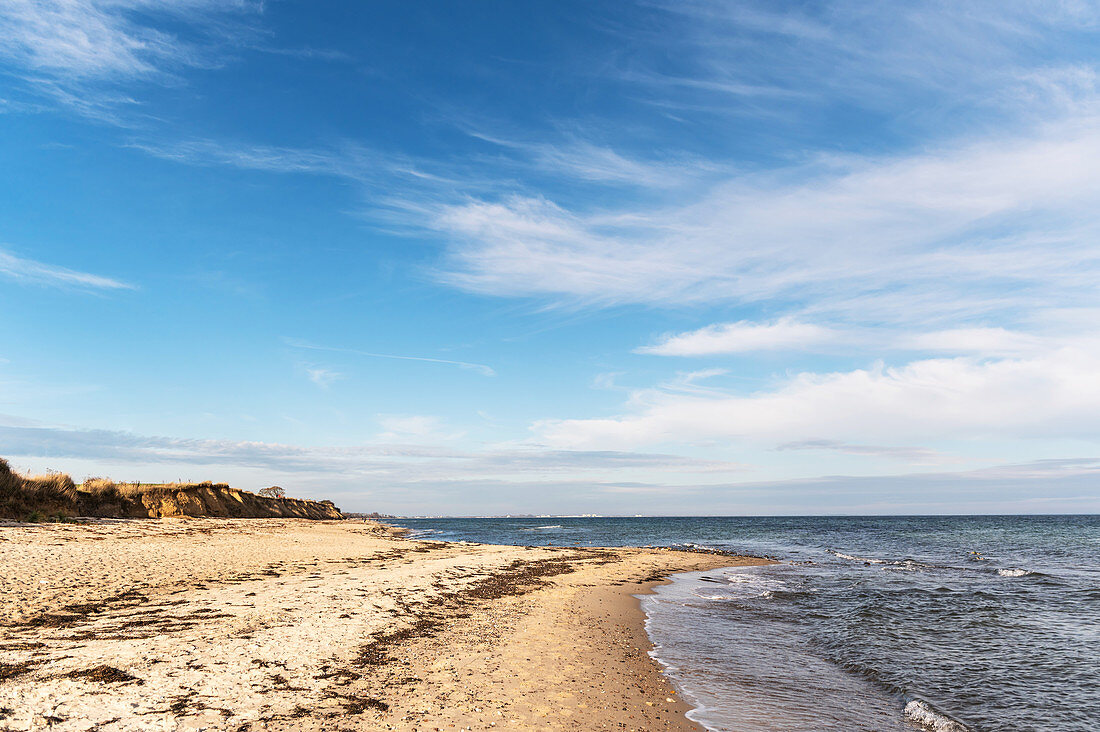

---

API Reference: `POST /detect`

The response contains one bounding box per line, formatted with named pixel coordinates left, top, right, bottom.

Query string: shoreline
left=0, top=518, right=769, bottom=731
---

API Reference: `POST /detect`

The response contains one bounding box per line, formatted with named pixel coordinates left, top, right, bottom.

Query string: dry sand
left=0, top=518, right=767, bottom=731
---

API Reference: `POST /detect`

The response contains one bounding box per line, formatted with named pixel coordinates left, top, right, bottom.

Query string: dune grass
left=79, top=477, right=229, bottom=501
left=0, top=459, right=79, bottom=520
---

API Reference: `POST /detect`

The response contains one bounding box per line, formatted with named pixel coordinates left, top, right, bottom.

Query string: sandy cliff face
left=75, top=484, right=343, bottom=520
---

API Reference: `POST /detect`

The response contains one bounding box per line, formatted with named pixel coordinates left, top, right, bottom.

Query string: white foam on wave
left=997, top=568, right=1032, bottom=577
left=884, top=560, right=924, bottom=572
left=831, top=550, right=887, bottom=564
left=904, top=700, right=970, bottom=732
left=688, top=568, right=784, bottom=602
left=833, top=551, right=942, bottom=573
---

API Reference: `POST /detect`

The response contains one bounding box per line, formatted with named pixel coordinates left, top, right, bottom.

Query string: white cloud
left=896, top=327, right=1046, bottom=356
left=638, top=318, right=836, bottom=355
left=537, top=345, right=1100, bottom=450
left=305, top=368, right=341, bottom=388
left=0, top=248, right=134, bottom=290
left=376, top=415, right=447, bottom=439
left=663, top=368, right=730, bottom=395
left=591, top=371, right=625, bottom=390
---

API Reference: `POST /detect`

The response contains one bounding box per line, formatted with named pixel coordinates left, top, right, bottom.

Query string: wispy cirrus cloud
left=894, top=328, right=1047, bottom=357
left=775, top=439, right=945, bottom=465
left=0, top=0, right=259, bottom=120
left=638, top=318, right=838, bottom=356
left=374, top=414, right=471, bottom=444
left=463, top=130, right=725, bottom=190
left=434, top=117, right=1100, bottom=319
left=127, top=137, right=509, bottom=226
left=0, top=248, right=134, bottom=291
left=304, top=367, right=342, bottom=389
left=147, top=113, right=1100, bottom=349
left=285, top=338, right=496, bottom=377
left=0, top=420, right=743, bottom=481
left=636, top=321, right=1071, bottom=360
left=128, top=138, right=378, bottom=179
left=633, top=0, right=1100, bottom=121
left=414, top=2, right=1100, bottom=325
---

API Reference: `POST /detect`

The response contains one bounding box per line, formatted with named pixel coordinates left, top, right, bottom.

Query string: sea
left=390, top=515, right=1099, bottom=732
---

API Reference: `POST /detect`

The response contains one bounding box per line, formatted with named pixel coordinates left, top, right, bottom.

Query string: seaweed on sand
left=64, top=665, right=143, bottom=684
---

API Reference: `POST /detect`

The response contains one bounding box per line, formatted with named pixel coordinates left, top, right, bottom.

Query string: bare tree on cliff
left=258, top=486, right=285, bottom=499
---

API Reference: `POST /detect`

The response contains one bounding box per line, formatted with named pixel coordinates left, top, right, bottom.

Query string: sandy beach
left=0, top=518, right=767, bottom=731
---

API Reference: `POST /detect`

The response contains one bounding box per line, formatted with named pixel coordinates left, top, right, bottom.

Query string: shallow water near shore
left=393, top=515, right=1100, bottom=732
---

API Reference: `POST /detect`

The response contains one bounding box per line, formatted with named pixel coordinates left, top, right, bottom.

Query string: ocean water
left=392, top=515, right=1099, bottom=732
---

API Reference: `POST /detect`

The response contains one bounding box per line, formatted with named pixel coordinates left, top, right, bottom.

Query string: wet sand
left=0, top=518, right=767, bottom=731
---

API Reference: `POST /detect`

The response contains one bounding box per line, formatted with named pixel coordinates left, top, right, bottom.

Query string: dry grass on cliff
left=0, top=459, right=78, bottom=520
left=79, top=478, right=227, bottom=501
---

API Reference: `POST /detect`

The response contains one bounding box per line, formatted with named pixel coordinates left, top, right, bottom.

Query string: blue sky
left=1, top=0, right=1099, bottom=515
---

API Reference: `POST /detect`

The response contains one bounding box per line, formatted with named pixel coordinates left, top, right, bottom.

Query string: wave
left=831, top=550, right=968, bottom=574
left=996, top=568, right=1033, bottom=577
left=884, top=559, right=932, bottom=572
left=687, top=568, right=785, bottom=603
left=519, top=524, right=563, bottom=531
left=831, top=550, right=888, bottom=564
left=904, top=700, right=970, bottom=731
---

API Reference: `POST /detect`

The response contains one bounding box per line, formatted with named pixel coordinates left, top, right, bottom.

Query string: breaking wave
left=997, top=568, right=1032, bottom=577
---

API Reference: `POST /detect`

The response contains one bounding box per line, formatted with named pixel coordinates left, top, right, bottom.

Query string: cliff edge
left=0, top=459, right=342, bottom=521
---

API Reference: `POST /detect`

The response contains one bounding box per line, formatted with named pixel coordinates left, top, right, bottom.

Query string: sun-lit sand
left=0, top=518, right=768, bottom=731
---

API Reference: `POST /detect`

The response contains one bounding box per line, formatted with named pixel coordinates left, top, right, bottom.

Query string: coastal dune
left=0, top=518, right=765, bottom=731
